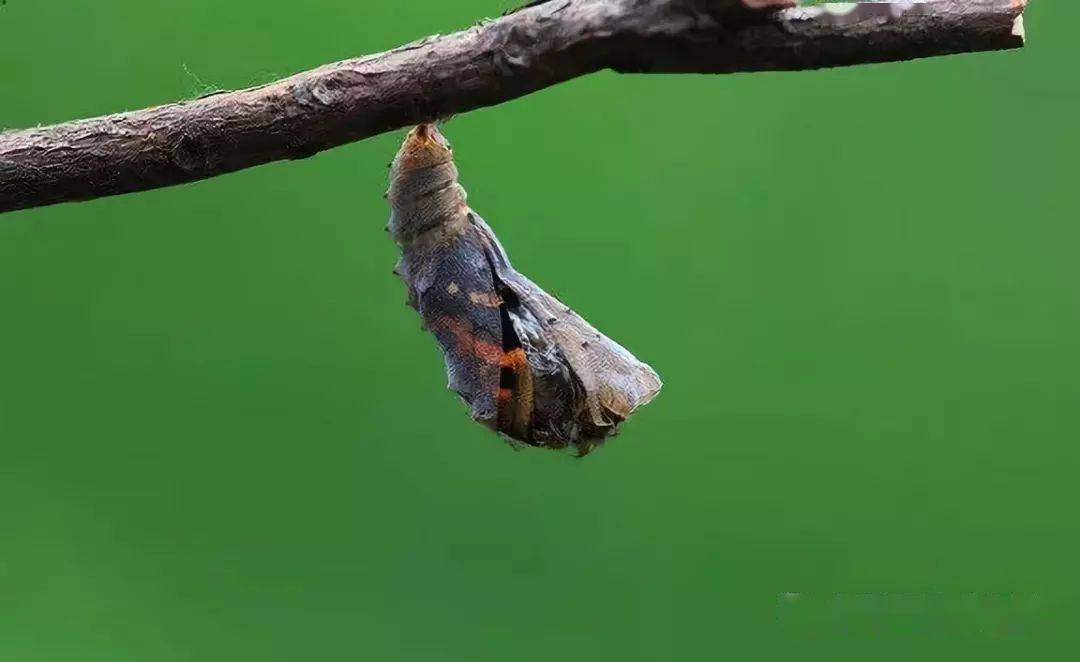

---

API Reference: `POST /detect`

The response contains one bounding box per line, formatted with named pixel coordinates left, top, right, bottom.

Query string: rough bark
left=0, top=0, right=1027, bottom=215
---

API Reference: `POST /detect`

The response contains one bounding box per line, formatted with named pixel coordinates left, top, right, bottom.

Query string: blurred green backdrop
left=1, top=1, right=1076, bottom=659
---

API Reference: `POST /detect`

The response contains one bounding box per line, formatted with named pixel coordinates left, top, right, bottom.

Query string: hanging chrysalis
left=386, top=125, right=661, bottom=456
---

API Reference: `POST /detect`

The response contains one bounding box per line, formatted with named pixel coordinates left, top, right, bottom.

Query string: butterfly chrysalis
left=386, top=125, right=661, bottom=456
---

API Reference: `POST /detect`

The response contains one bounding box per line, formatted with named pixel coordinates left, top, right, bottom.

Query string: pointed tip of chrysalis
left=414, top=123, right=435, bottom=140
left=393, top=124, right=453, bottom=174
left=409, top=123, right=450, bottom=150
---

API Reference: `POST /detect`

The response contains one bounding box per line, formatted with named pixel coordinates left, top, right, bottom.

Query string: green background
left=1, top=1, right=1076, bottom=659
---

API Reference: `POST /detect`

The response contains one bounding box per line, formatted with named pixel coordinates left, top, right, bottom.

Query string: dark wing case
left=470, top=213, right=662, bottom=450
left=397, top=224, right=504, bottom=426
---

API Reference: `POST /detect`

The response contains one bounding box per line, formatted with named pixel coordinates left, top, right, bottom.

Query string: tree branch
left=0, top=0, right=1027, bottom=215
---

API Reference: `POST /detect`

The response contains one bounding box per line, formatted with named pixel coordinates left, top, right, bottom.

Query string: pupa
left=386, top=124, right=660, bottom=456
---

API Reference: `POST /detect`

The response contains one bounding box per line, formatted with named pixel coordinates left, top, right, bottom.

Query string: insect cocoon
left=387, top=124, right=660, bottom=456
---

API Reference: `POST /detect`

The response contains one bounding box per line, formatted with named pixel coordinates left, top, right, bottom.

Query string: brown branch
left=0, top=0, right=1027, bottom=215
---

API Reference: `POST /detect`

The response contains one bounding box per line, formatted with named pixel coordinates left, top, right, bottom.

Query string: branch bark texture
left=0, top=0, right=1027, bottom=215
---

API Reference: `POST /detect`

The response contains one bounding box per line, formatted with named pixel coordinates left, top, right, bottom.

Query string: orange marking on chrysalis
left=500, top=347, right=528, bottom=369
left=432, top=316, right=503, bottom=365
left=468, top=291, right=503, bottom=308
